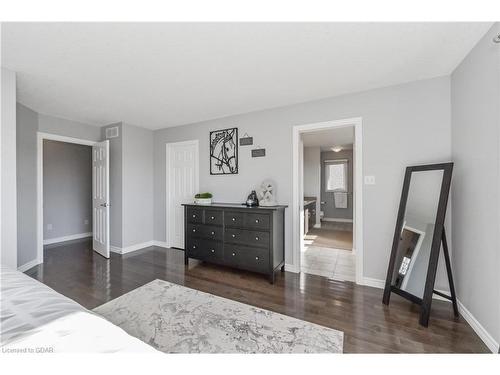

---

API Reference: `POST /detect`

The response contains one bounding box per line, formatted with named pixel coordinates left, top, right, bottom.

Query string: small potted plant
left=194, top=192, right=213, bottom=205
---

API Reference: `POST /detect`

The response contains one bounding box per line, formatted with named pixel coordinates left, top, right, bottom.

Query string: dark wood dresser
left=183, top=203, right=287, bottom=283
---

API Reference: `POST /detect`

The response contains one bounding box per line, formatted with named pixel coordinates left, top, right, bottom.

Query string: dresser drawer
left=225, top=211, right=245, bottom=227
left=245, top=213, right=270, bottom=230
left=204, top=209, right=223, bottom=225
left=224, top=228, right=270, bottom=248
left=224, top=245, right=269, bottom=273
left=186, top=238, right=223, bottom=261
left=201, top=225, right=223, bottom=241
left=187, top=223, right=203, bottom=238
left=187, top=207, right=203, bottom=224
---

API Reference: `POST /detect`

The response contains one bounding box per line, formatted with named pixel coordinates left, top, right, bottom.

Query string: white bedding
left=0, top=265, right=158, bottom=353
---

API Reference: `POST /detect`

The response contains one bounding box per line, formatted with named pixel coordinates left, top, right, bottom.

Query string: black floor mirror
left=382, top=162, right=458, bottom=327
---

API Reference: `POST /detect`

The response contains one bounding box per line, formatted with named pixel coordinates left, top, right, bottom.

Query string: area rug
left=93, top=279, right=343, bottom=353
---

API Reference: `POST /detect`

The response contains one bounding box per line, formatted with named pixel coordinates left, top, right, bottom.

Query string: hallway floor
left=305, top=221, right=353, bottom=250
left=301, top=220, right=355, bottom=281
left=301, top=246, right=356, bottom=281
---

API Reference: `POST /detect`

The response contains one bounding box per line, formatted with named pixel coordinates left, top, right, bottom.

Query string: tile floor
left=300, top=246, right=356, bottom=281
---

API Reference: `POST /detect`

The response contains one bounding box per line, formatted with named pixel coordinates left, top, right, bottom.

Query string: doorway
left=165, top=140, right=199, bottom=249
left=292, top=118, right=363, bottom=284
left=37, top=133, right=109, bottom=263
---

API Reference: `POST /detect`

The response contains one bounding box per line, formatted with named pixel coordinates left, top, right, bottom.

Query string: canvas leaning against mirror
left=383, top=162, right=458, bottom=327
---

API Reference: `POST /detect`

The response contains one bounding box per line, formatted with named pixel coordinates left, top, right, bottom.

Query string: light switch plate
left=364, top=175, right=376, bottom=185
left=84, top=219, right=89, bottom=225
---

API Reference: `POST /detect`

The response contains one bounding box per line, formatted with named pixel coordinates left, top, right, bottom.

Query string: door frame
left=165, top=139, right=199, bottom=248
left=36, top=132, right=98, bottom=264
left=292, top=117, right=364, bottom=284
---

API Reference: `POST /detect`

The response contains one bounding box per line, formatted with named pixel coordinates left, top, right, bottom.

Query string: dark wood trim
left=440, top=229, right=459, bottom=317
left=383, top=167, right=412, bottom=305
left=419, top=163, right=453, bottom=326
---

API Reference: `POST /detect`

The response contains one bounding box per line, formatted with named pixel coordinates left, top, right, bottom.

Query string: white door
left=166, top=140, right=199, bottom=249
left=92, top=140, right=110, bottom=258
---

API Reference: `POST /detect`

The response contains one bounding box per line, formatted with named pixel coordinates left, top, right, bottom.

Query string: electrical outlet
left=47, top=223, right=53, bottom=231
left=364, top=175, right=376, bottom=185
left=84, top=219, right=89, bottom=225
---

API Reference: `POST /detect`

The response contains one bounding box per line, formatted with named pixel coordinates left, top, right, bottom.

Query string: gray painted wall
left=451, top=24, right=500, bottom=347
left=102, top=123, right=123, bottom=248
left=303, top=146, right=320, bottom=225
left=1, top=68, right=17, bottom=269
left=38, top=113, right=102, bottom=142
left=16, top=104, right=38, bottom=266
left=43, top=140, right=92, bottom=240
left=153, top=76, right=452, bottom=280
left=320, top=149, right=353, bottom=220
left=16, top=106, right=102, bottom=267
left=121, top=123, right=154, bottom=247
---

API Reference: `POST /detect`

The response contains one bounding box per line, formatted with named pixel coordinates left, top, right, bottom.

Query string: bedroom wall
left=16, top=103, right=38, bottom=266
left=121, top=123, right=154, bottom=248
left=450, top=23, right=500, bottom=351
left=43, top=140, right=92, bottom=241
left=1, top=68, right=17, bottom=269
left=153, top=76, right=452, bottom=281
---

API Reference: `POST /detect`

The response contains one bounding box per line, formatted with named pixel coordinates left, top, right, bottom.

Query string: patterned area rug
left=93, top=279, right=343, bottom=353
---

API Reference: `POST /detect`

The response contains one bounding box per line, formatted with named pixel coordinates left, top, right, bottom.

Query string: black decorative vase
left=246, top=190, right=259, bottom=207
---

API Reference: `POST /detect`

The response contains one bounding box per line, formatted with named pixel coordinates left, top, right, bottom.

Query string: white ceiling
left=1, top=22, right=492, bottom=130
left=302, top=127, right=354, bottom=150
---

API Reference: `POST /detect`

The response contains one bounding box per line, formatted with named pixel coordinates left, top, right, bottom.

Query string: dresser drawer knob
left=210, top=216, right=215, bottom=220
left=232, top=234, right=236, bottom=238
left=255, top=219, right=259, bottom=223
left=232, top=252, right=236, bottom=256
left=192, top=229, right=196, bottom=232
left=232, top=217, right=236, bottom=221
left=211, top=231, right=215, bottom=235
left=255, top=256, right=259, bottom=260
left=192, top=214, right=196, bottom=218
left=211, top=249, right=215, bottom=253
left=255, top=236, right=259, bottom=241
left=193, top=245, right=197, bottom=249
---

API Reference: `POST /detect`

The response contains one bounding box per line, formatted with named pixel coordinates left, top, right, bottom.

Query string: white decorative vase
left=194, top=198, right=212, bottom=205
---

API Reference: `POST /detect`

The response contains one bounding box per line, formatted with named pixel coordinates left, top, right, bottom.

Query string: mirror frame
left=382, top=162, right=456, bottom=327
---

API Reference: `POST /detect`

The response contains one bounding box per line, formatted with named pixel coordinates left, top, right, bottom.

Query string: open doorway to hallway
left=301, top=126, right=356, bottom=281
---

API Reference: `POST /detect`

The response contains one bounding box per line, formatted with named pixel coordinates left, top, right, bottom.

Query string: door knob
left=100, top=203, right=109, bottom=207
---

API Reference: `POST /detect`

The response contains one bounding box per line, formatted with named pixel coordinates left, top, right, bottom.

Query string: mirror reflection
left=391, top=170, right=443, bottom=298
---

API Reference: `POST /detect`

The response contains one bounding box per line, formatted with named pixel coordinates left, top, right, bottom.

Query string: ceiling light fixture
left=331, top=146, right=342, bottom=153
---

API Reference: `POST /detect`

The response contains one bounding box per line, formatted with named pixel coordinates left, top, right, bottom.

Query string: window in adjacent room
left=325, top=159, right=348, bottom=192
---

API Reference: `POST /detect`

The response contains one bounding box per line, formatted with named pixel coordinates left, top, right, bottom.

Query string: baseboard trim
left=457, top=300, right=499, bottom=353
left=321, top=217, right=353, bottom=223
left=43, top=232, right=92, bottom=245
left=152, top=241, right=169, bottom=248
left=284, top=263, right=299, bottom=273
left=18, top=259, right=42, bottom=273
left=361, top=277, right=385, bottom=289
left=110, top=241, right=156, bottom=254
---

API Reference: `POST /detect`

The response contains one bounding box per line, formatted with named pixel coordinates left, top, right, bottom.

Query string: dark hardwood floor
left=26, top=238, right=489, bottom=353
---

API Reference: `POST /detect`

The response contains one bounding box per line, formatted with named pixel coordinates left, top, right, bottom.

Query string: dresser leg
left=280, top=265, right=285, bottom=272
